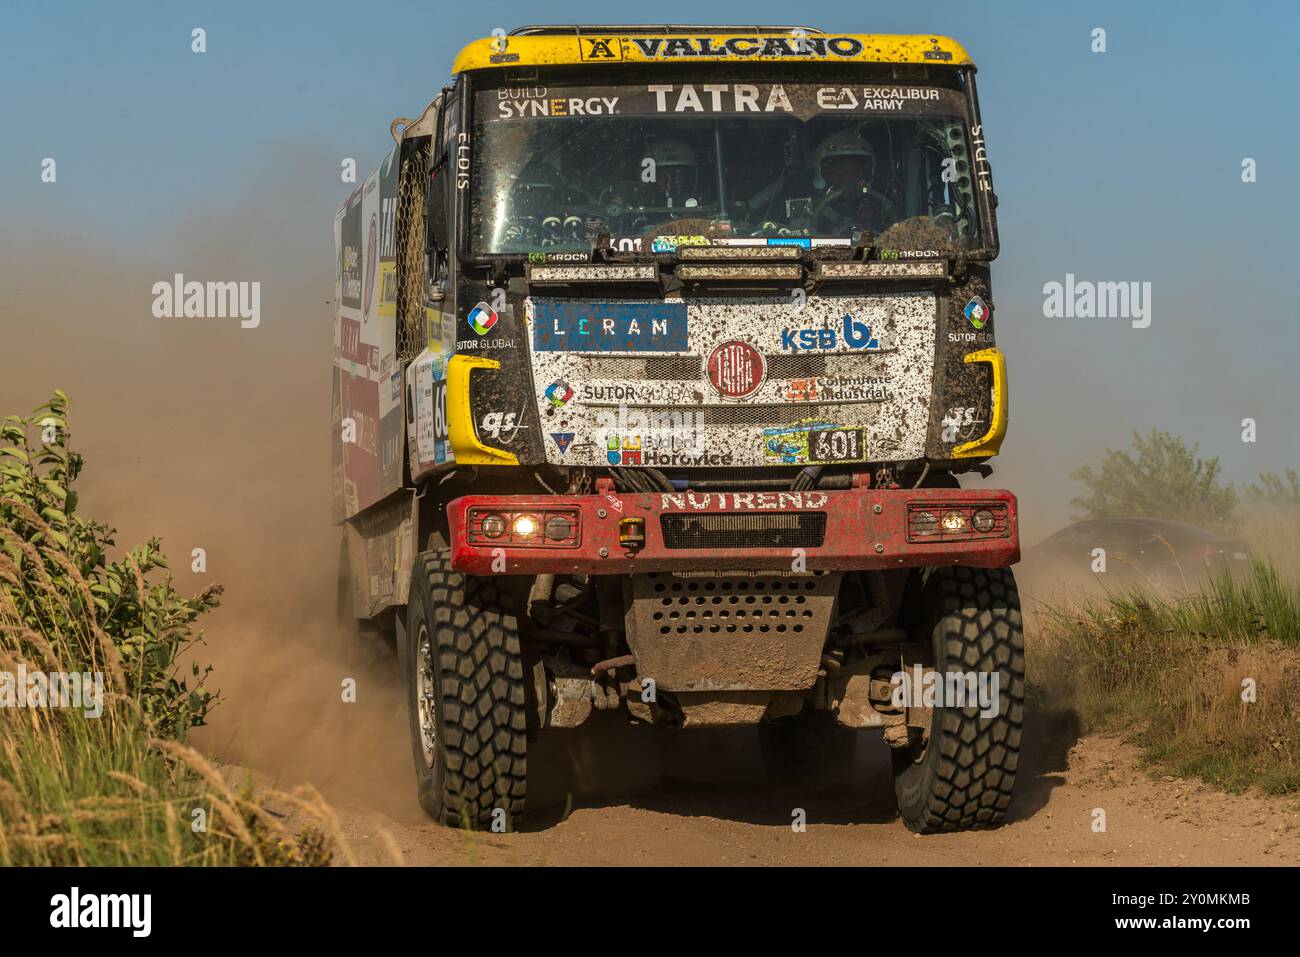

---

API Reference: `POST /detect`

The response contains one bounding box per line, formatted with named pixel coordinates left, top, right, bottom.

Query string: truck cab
left=334, top=25, right=1023, bottom=834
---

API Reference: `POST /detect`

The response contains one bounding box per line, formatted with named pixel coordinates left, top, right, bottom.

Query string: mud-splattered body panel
left=526, top=293, right=936, bottom=467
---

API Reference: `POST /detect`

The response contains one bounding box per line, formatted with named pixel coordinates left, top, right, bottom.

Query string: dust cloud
left=0, top=155, right=676, bottom=818
left=3, top=150, right=1287, bottom=822
left=0, top=154, right=431, bottom=812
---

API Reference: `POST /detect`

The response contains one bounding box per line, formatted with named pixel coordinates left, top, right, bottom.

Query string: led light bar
left=677, top=246, right=802, bottom=261
left=676, top=264, right=803, bottom=281
left=815, top=261, right=947, bottom=280
left=526, top=264, right=658, bottom=283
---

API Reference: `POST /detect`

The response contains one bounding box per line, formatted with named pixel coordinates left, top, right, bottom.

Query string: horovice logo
left=551, top=432, right=574, bottom=454
left=467, top=301, right=498, bottom=336
left=579, top=37, right=622, bottom=61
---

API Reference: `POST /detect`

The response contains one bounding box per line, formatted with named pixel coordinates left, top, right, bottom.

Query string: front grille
left=585, top=354, right=830, bottom=380
left=661, top=511, right=827, bottom=549
left=647, top=356, right=702, bottom=379
left=768, top=355, right=827, bottom=378
left=620, top=404, right=870, bottom=426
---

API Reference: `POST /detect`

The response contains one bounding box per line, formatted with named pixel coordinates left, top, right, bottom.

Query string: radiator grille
left=586, top=355, right=831, bottom=380
left=660, top=511, right=827, bottom=549
left=617, top=404, right=870, bottom=426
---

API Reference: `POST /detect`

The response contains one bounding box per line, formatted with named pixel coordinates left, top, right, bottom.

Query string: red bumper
left=447, top=487, right=1019, bottom=576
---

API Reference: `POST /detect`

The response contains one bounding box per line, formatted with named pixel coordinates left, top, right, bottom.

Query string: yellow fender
left=446, top=355, right=518, bottom=465
left=952, top=348, right=1008, bottom=459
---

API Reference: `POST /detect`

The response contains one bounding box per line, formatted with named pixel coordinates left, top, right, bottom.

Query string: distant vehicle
left=1029, top=517, right=1252, bottom=592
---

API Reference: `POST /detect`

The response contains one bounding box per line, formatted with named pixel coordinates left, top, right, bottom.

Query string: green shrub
left=0, top=393, right=340, bottom=865
left=0, top=391, right=219, bottom=739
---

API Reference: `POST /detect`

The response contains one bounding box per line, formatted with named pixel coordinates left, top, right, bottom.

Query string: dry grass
left=0, top=544, right=355, bottom=866
left=0, top=396, right=350, bottom=865
left=1032, top=560, right=1300, bottom=796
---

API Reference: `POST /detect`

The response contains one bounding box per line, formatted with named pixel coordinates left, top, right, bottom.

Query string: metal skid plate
left=624, top=570, right=842, bottom=692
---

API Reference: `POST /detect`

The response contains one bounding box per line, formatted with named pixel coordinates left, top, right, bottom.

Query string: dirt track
left=223, top=707, right=1300, bottom=867
left=191, top=567, right=1300, bottom=868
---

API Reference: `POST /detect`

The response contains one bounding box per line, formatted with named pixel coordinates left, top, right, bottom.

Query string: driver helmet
left=646, top=138, right=699, bottom=196
left=812, top=129, right=876, bottom=191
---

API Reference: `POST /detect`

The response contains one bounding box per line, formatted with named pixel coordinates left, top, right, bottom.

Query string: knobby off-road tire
left=891, top=565, right=1024, bottom=833
left=403, top=550, right=527, bottom=829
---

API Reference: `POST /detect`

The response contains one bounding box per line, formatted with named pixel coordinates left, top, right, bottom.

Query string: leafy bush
left=1069, top=428, right=1237, bottom=531
left=1246, top=469, right=1300, bottom=505
left=0, top=391, right=219, bottom=739
left=0, top=393, right=342, bottom=865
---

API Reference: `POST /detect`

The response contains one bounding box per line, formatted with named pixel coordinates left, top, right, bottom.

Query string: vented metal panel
left=625, top=571, right=842, bottom=691
left=661, top=511, right=828, bottom=549
left=586, top=355, right=834, bottom=380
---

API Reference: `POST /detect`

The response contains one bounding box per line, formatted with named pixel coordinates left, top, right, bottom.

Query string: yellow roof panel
left=452, top=33, right=973, bottom=73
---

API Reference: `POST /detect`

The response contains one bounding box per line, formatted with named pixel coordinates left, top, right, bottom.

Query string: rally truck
left=333, top=25, right=1022, bottom=833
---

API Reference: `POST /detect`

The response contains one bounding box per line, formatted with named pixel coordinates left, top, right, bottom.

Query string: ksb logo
left=780, top=314, right=881, bottom=351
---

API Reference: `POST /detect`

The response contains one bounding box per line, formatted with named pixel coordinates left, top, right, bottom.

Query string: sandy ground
left=217, top=703, right=1300, bottom=867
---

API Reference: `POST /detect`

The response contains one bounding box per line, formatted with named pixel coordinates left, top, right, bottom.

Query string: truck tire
left=891, top=565, right=1024, bottom=833
left=402, top=550, right=527, bottom=829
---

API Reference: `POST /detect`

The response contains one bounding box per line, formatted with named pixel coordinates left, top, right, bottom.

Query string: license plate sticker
left=809, top=428, right=866, bottom=463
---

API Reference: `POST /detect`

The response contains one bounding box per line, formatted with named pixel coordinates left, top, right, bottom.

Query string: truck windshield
left=469, top=80, right=986, bottom=256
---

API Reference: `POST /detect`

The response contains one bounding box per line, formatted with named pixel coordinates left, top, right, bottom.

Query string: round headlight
left=941, top=510, right=968, bottom=532
left=512, top=514, right=539, bottom=537
left=912, top=510, right=938, bottom=535
left=972, top=509, right=996, bottom=533
left=480, top=513, right=506, bottom=538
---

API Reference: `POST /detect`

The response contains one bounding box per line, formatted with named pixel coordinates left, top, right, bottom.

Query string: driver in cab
left=602, top=137, right=709, bottom=216
left=803, top=129, right=891, bottom=235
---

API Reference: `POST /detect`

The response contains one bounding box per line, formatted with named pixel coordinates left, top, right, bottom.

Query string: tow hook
left=619, top=516, right=646, bottom=552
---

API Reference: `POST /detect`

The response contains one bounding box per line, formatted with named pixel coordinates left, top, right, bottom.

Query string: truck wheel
left=891, top=566, right=1024, bottom=833
left=402, top=550, right=527, bottom=829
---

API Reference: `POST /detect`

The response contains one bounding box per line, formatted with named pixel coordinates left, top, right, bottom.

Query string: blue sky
left=4, top=0, right=1298, bottom=523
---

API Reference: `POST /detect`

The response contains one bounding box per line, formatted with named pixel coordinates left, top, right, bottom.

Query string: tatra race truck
left=333, top=25, right=1022, bottom=833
